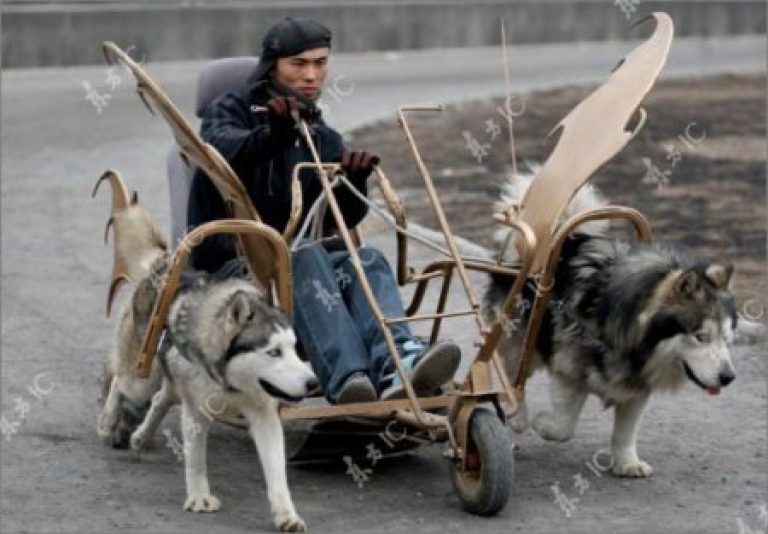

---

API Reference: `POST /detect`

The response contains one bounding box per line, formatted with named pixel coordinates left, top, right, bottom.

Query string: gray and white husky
left=101, top=261, right=316, bottom=532
left=132, top=263, right=316, bottom=532
left=95, top=177, right=316, bottom=532
left=482, top=174, right=742, bottom=477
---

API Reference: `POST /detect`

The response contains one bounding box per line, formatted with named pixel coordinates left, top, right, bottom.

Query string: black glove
left=265, top=96, right=301, bottom=147
left=339, top=149, right=380, bottom=188
left=264, top=95, right=323, bottom=147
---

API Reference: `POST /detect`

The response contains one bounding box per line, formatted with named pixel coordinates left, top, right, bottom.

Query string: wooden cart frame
left=100, top=12, right=672, bottom=515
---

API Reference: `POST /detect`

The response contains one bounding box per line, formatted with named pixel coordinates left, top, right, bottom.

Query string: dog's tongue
left=707, top=387, right=721, bottom=396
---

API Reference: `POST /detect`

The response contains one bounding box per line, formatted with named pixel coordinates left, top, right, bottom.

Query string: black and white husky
left=482, top=174, right=743, bottom=477
left=95, top=186, right=316, bottom=532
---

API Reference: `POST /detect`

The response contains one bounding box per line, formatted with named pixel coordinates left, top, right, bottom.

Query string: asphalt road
left=1, top=36, right=766, bottom=534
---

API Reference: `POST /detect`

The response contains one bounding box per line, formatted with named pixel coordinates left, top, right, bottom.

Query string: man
left=187, top=17, right=460, bottom=404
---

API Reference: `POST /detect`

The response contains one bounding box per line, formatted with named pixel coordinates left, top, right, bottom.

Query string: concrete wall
left=3, top=0, right=766, bottom=68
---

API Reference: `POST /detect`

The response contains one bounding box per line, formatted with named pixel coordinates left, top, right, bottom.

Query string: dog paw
left=613, top=459, right=652, bottom=478
left=532, top=412, right=573, bottom=442
left=275, top=511, right=307, bottom=532
left=183, top=494, right=221, bottom=513
left=277, top=516, right=306, bottom=532
left=129, top=431, right=148, bottom=452
left=96, top=413, right=115, bottom=438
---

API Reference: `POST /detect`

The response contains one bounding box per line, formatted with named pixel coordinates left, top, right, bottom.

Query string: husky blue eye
left=267, top=348, right=283, bottom=358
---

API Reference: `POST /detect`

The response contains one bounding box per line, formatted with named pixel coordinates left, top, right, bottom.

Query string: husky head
left=635, top=262, right=737, bottom=396
left=171, top=279, right=318, bottom=403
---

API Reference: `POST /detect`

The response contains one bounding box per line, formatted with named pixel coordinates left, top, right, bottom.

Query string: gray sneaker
left=335, top=372, right=377, bottom=404
left=380, top=339, right=461, bottom=401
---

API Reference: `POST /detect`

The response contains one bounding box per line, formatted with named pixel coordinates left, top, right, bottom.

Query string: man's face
left=273, top=47, right=329, bottom=101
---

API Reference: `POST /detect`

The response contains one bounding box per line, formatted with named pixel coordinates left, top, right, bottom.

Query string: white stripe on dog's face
left=224, top=327, right=316, bottom=402
left=722, top=317, right=735, bottom=345
left=661, top=318, right=736, bottom=394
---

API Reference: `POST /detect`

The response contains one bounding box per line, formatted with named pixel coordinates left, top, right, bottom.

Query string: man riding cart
left=186, top=17, right=461, bottom=405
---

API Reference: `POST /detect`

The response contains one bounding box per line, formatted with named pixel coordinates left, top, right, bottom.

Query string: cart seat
left=168, top=57, right=259, bottom=245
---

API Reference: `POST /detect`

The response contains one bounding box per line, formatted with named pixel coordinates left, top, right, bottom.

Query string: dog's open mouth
left=258, top=379, right=305, bottom=403
left=683, top=362, right=721, bottom=396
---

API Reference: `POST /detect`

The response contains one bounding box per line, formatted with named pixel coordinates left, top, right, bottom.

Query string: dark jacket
left=187, top=81, right=368, bottom=273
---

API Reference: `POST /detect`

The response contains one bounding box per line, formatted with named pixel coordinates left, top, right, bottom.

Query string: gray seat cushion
left=167, top=145, right=193, bottom=246
left=169, top=56, right=260, bottom=244
left=194, top=56, right=259, bottom=118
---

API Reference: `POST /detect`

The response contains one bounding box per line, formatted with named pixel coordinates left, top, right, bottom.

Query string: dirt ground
left=351, top=74, right=767, bottom=300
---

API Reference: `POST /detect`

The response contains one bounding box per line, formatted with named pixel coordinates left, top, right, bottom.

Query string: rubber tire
left=450, top=408, right=514, bottom=516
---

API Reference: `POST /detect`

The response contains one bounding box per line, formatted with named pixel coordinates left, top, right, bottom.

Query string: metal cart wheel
left=450, top=407, right=514, bottom=516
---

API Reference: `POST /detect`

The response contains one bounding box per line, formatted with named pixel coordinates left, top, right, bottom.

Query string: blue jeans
left=292, top=242, right=412, bottom=402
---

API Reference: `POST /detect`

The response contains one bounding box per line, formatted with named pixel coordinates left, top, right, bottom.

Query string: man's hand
left=264, top=96, right=322, bottom=146
left=339, top=149, right=380, bottom=188
left=265, top=96, right=302, bottom=146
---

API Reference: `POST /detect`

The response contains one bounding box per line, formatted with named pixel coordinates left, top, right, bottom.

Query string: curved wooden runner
left=102, top=41, right=301, bottom=296
left=505, top=13, right=673, bottom=273
left=101, top=42, right=297, bottom=376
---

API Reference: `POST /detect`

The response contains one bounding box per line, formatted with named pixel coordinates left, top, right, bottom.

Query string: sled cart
left=99, top=12, right=672, bottom=516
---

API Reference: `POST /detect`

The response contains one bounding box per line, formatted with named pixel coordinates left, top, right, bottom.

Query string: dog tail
left=380, top=165, right=612, bottom=264
left=93, top=170, right=168, bottom=316
left=492, top=165, right=611, bottom=264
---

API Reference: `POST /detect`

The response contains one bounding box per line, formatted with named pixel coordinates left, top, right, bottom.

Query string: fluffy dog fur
left=483, top=173, right=740, bottom=477
left=388, top=170, right=756, bottom=477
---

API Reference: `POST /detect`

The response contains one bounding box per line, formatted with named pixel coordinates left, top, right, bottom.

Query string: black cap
left=249, top=17, right=332, bottom=84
